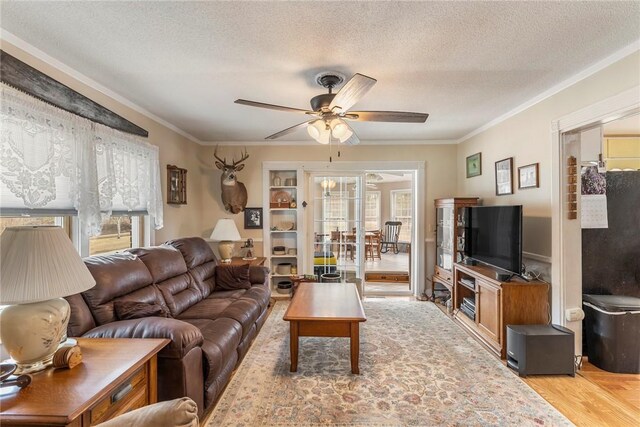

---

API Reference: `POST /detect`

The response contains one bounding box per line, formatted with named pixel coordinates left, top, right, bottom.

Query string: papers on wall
left=581, top=194, right=608, bottom=228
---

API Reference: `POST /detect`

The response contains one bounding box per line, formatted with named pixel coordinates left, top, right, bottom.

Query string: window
left=322, top=191, right=349, bottom=234
left=391, top=190, right=413, bottom=242
left=365, top=191, right=381, bottom=231
left=0, top=216, right=64, bottom=236
left=89, top=215, right=141, bottom=255
left=1, top=83, right=163, bottom=237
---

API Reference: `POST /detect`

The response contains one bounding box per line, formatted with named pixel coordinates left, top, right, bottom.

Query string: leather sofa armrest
left=95, top=397, right=198, bottom=427
left=82, top=318, right=204, bottom=359
left=249, top=266, right=269, bottom=286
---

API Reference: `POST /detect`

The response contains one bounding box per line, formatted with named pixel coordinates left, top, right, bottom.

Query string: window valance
left=0, top=83, right=163, bottom=235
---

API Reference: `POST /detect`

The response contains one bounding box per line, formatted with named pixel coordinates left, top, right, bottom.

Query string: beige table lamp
left=0, top=226, right=96, bottom=374
left=210, top=219, right=242, bottom=263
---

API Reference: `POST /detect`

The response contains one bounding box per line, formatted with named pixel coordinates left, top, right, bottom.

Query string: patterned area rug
left=206, top=300, right=572, bottom=426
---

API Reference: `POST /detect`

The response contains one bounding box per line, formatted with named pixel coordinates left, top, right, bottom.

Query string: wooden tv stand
left=453, top=262, right=549, bottom=359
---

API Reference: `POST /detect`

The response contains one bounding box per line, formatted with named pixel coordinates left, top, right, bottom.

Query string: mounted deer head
left=214, top=146, right=249, bottom=214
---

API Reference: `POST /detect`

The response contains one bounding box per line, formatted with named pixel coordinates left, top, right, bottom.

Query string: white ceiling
left=367, top=172, right=412, bottom=183
left=1, top=1, right=639, bottom=144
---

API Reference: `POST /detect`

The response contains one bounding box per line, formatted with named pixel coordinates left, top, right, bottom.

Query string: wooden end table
left=283, top=282, right=366, bottom=374
left=0, top=338, right=169, bottom=427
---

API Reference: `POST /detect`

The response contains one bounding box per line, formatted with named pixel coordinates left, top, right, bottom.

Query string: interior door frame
left=269, top=160, right=425, bottom=298
left=550, top=85, right=639, bottom=352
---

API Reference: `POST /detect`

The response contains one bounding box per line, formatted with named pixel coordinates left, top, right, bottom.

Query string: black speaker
left=506, top=324, right=575, bottom=377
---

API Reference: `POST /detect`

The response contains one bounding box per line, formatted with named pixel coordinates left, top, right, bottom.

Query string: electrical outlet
left=565, top=307, right=585, bottom=322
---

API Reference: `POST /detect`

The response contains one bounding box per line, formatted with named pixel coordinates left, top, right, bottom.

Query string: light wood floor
left=429, top=302, right=640, bottom=426
left=523, top=360, right=640, bottom=427
left=336, top=252, right=410, bottom=272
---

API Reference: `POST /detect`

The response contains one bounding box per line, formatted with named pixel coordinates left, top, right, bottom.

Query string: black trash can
left=583, top=294, right=640, bottom=373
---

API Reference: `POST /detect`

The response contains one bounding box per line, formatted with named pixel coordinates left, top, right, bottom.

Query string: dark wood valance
left=0, top=50, right=148, bottom=137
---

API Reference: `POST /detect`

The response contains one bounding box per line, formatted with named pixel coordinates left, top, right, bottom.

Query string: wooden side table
left=229, top=256, right=266, bottom=266
left=0, top=338, right=169, bottom=427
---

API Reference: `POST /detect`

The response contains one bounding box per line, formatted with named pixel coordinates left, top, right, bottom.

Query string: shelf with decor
left=263, top=166, right=304, bottom=300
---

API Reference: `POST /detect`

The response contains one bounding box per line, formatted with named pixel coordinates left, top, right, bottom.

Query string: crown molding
left=203, top=139, right=458, bottom=146
left=0, top=29, right=202, bottom=144
left=456, top=39, right=640, bottom=145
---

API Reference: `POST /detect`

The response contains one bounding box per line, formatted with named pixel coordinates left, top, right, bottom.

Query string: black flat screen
left=465, top=205, right=522, bottom=274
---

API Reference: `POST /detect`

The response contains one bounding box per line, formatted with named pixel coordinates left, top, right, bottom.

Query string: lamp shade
left=0, top=226, right=96, bottom=305
left=330, top=118, right=348, bottom=139
left=307, top=120, right=331, bottom=145
left=210, top=219, right=242, bottom=242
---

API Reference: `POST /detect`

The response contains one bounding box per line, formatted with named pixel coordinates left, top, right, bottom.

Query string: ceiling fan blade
left=235, top=99, right=313, bottom=114
left=265, top=121, right=312, bottom=140
left=346, top=111, right=429, bottom=123
left=329, top=73, right=377, bottom=113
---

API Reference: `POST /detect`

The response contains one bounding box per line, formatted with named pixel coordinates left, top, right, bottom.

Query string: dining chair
left=365, top=230, right=382, bottom=260
left=330, top=230, right=341, bottom=258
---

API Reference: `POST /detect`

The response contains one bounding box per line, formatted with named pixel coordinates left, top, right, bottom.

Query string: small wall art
left=518, top=163, right=539, bottom=189
left=495, top=157, right=514, bottom=196
left=466, top=152, right=482, bottom=178
left=244, top=207, right=263, bottom=229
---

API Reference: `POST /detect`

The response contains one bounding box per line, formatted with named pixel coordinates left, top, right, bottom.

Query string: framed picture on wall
left=518, top=163, right=540, bottom=189
left=466, top=152, right=482, bottom=178
left=495, top=157, right=514, bottom=196
left=244, top=207, right=263, bottom=229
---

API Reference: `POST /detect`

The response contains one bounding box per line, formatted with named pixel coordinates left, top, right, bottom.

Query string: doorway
left=307, top=169, right=416, bottom=297
left=551, top=85, right=639, bottom=352
left=363, top=171, right=414, bottom=296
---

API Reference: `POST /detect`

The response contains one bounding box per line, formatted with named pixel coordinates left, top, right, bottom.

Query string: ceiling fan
left=235, top=72, right=429, bottom=145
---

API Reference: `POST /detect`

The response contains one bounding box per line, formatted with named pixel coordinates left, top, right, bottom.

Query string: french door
left=307, top=173, right=365, bottom=286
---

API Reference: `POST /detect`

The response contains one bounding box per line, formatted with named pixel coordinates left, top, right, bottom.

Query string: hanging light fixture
left=320, top=178, right=337, bottom=189
left=320, top=178, right=337, bottom=196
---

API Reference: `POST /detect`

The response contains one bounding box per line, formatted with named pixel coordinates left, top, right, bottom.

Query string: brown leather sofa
left=65, top=237, right=271, bottom=416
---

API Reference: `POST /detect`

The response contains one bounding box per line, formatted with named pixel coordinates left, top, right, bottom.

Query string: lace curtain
left=0, top=83, right=163, bottom=235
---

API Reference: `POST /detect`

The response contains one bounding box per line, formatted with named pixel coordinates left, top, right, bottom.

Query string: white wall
left=456, top=51, right=640, bottom=260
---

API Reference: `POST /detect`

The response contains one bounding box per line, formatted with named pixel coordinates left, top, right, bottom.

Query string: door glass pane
left=312, top=175, right=363, bottom=282
left=365, top=191, right=381, bottom=231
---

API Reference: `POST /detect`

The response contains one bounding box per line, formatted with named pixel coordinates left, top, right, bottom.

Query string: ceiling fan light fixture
left=330, top=118, right=349, bottom=139
left=338, top=127, right=353, bottom=143
left=307, top=119, right=323, bottom=140
left=307, top=119, right=331, bottom=144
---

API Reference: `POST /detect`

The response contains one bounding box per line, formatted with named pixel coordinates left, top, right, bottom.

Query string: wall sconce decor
left=167, top=165, right=187, bottom=205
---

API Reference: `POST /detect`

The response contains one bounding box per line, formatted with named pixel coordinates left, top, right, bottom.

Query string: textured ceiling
left=1, top=1, right=639, bottom=144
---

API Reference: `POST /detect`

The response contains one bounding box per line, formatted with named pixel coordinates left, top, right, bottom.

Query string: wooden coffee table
left=283, top=282, right=366, bottom=374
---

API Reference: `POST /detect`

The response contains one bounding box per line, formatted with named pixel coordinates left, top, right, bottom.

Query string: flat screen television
left=464, top=205, right=523, bottom=275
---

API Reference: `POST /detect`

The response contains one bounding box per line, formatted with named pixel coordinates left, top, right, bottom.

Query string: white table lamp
left=0, top=226, right=96, bottom=374
left=210, top=219, right=242, bottom=263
